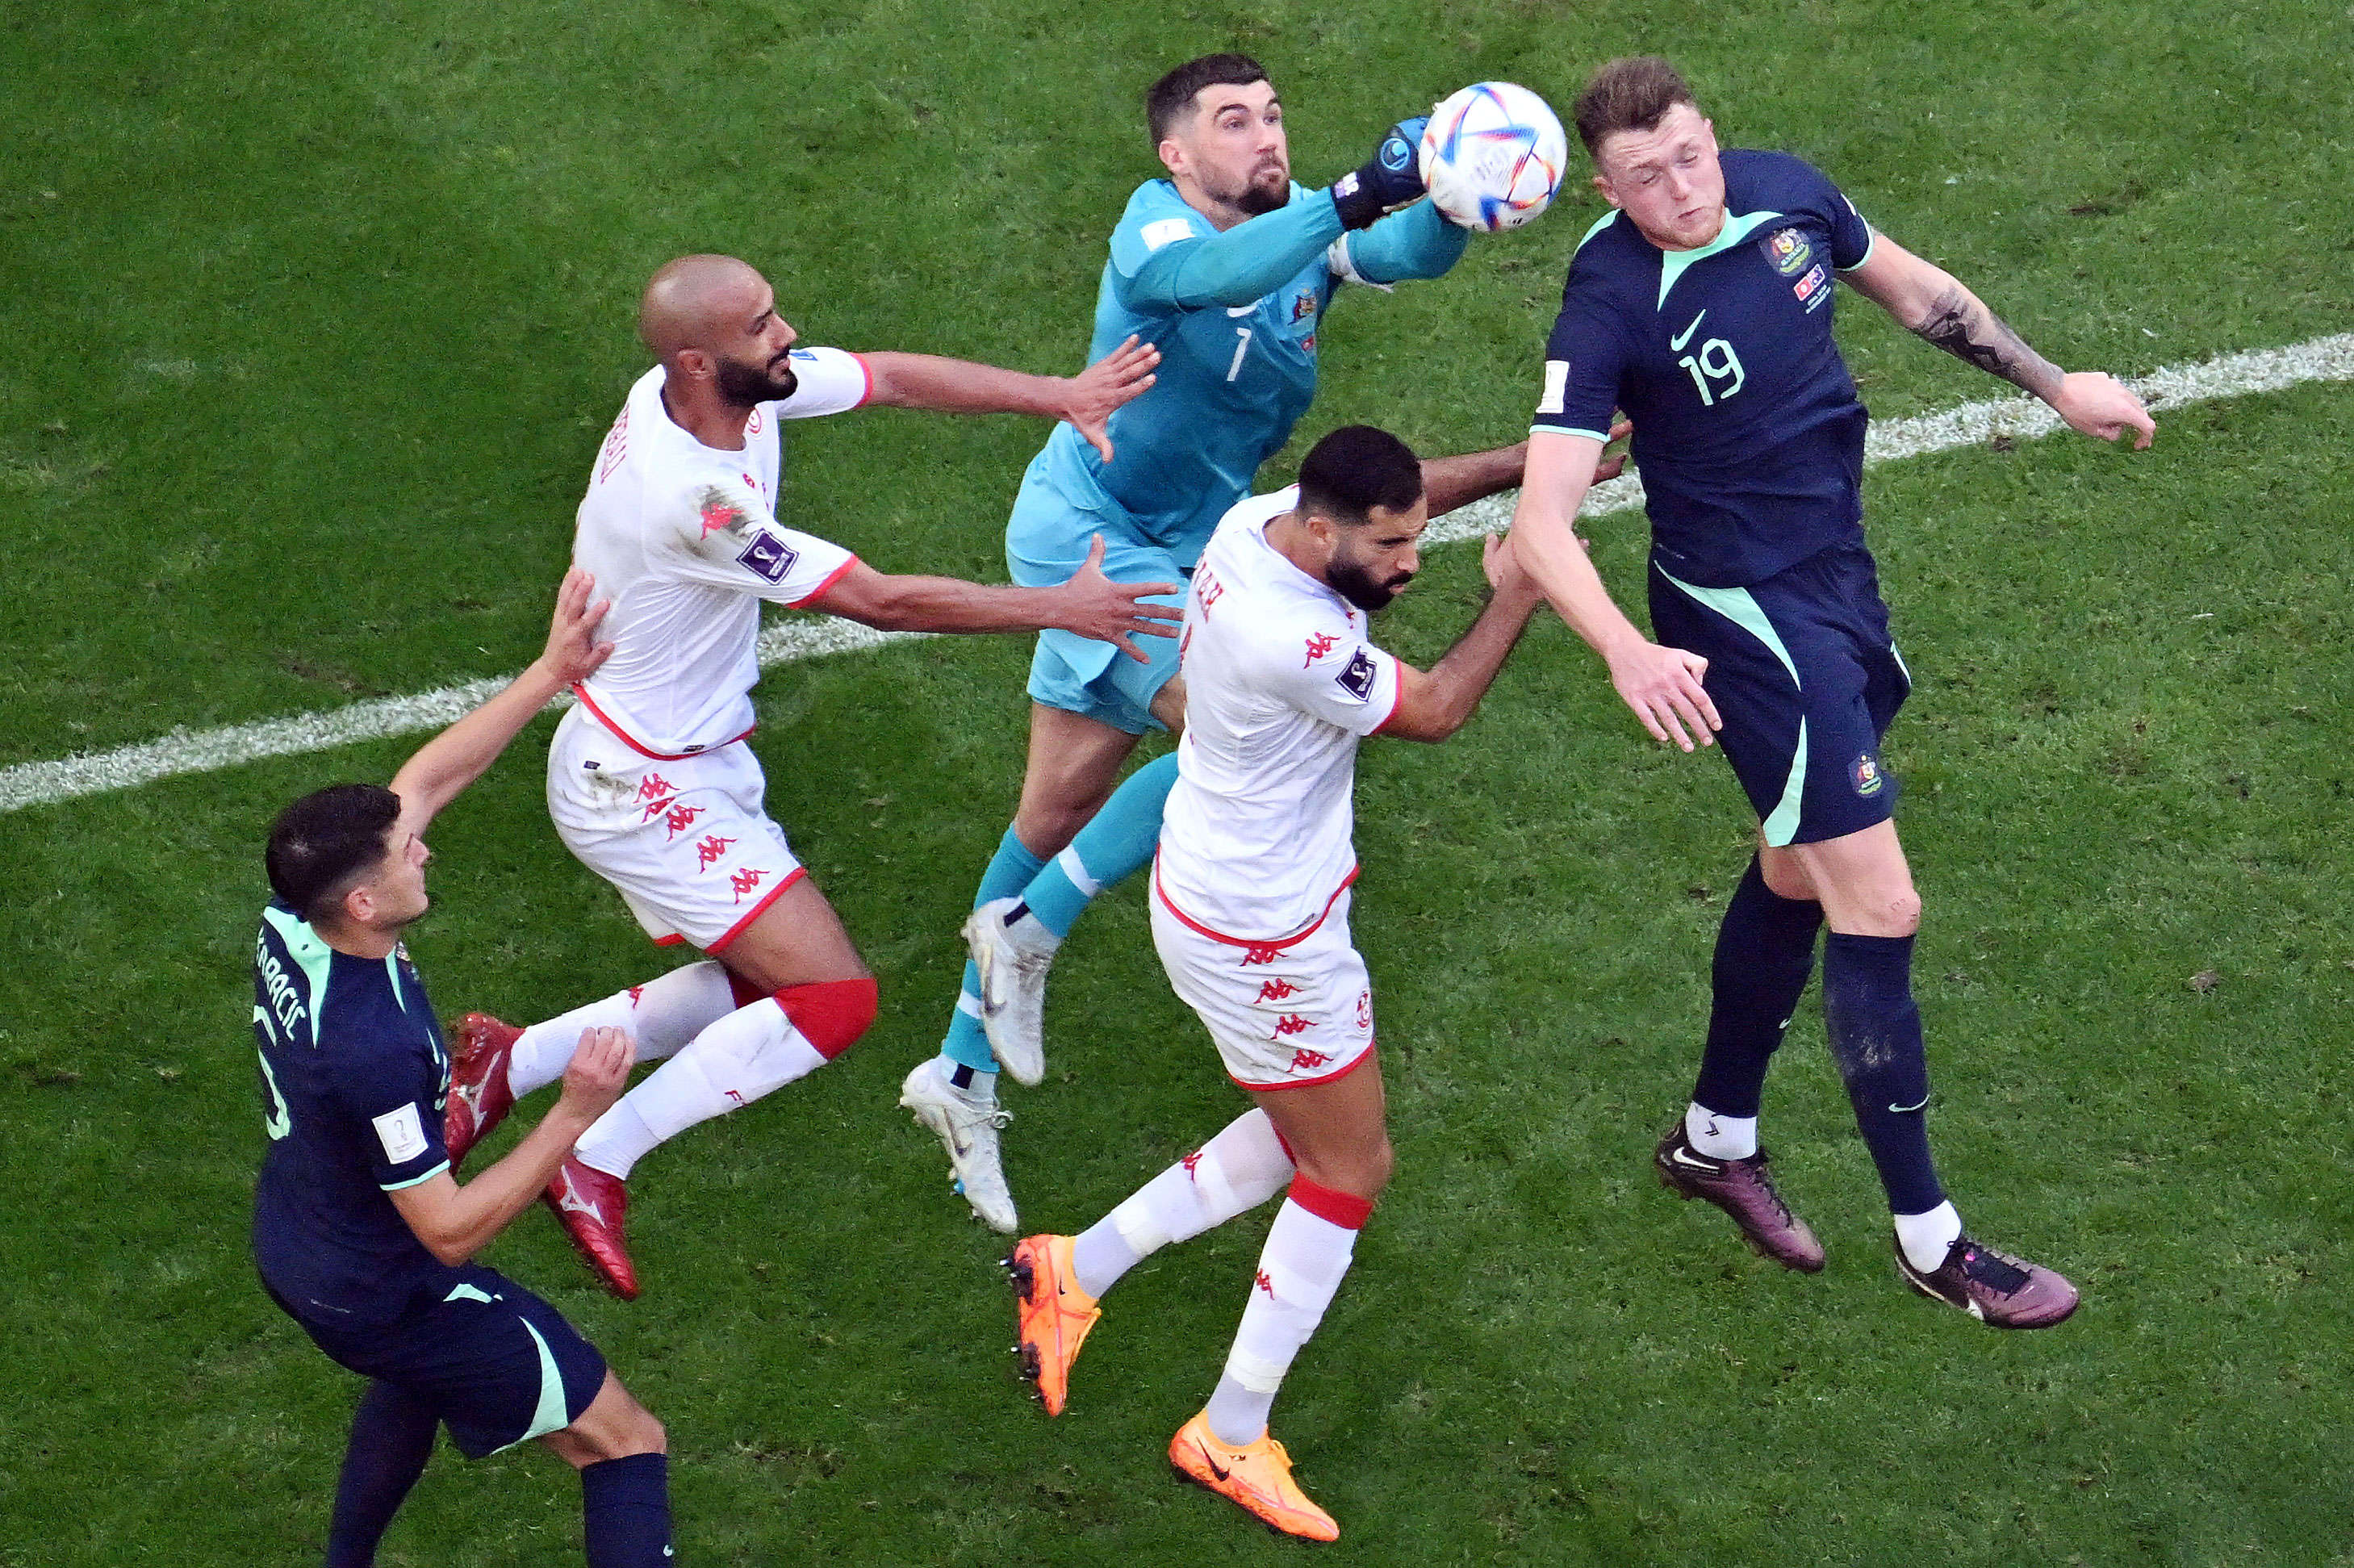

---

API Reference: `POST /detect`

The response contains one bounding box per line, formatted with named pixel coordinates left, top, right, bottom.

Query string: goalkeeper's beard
left=1232, top=165, right=1290, bottom=216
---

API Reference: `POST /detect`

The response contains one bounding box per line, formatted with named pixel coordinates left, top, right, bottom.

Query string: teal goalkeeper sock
left=1018, top=753, right=1178, bottom=939
left=941, top=826, right=1047, bottom=1074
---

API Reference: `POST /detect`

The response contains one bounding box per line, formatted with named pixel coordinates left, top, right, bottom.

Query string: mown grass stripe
left=6, top=332, right=2349, bottom=814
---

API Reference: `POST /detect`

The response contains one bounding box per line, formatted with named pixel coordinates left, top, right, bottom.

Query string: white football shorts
left=1149, top=872, right=1374, bottom=1090
left=546, top=704, right=805, bottom=952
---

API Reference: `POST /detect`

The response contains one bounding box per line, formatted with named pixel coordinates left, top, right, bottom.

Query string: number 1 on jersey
left=1226, top=326, right=1253, bottom=383
left=1677, top=337, right=1746, bottom=406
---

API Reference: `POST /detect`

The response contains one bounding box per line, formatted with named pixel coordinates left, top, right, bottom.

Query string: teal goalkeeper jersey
left=1022, top=180, right=1465, bottom=567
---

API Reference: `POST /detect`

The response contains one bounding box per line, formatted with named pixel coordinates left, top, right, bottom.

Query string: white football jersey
left=570, top=350, right=869, bottom=757
left=1156, top=487, right=1403, bottom=941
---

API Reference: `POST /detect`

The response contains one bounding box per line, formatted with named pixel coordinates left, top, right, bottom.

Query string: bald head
left=638, top=254, right=767, bottom=362
left=637, top=253, right=801, bottom=412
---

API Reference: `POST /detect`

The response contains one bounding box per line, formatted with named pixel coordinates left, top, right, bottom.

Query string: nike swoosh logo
left=1668, top=1147, right=1718, bottom=1170
left=1888, top=1095, right=1930, bottom=1114
left=1670, top=309, right=1707, bottom=351
left=1199, top=1440, right=1231, bottom=1482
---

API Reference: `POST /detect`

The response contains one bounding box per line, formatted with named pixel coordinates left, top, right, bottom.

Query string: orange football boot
left=1005, top=1233, right=1098, bottom=1415
left=1168, top=1410, right=1339, bottom=1541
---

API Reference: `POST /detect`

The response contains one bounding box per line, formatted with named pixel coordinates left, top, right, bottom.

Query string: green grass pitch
left=2, top=0, right=2351, bottom=1562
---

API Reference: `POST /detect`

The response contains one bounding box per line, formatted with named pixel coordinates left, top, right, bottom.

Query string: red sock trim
left=1286, top=1173, right=1374, bottom=1230
left=1271, top=1126, right=1298, bottom=1165
left=725, top=970, right=767, bottom=1010
left=773, top=976, right=878, bottom=1060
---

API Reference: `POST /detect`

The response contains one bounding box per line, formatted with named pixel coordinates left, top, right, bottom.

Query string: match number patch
left=372, top=1102, right=429, bottom=1165
left=1335, top=647, right=1378, bottom=701
left=1537, top=359, right=1569, bottom=416
left=1139, top=216, right=1197, bottom=252
left=737, top=529, right=801, bottom=584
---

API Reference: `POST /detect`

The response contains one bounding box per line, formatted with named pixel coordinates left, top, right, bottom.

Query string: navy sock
left=1821, top=930, right=1946, bottom=1215
left=582, top=1453, right=672, bottom=1568
left=324, top=1380, right=437, bottom=1568
left=1691, top=856, right=1823, bottom=1118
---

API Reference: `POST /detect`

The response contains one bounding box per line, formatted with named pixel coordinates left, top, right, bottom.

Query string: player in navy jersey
left=908, top=54, right=1553, bottom=1231
left=252, top=571, right=676, bottom=1566
left=1506, top=57, right=2153, bottom=1328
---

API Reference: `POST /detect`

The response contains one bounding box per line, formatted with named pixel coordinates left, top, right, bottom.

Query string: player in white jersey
left=439, top=253, right=1181, bottom=1298
left=1002, top=425, right=1557, bottom=1541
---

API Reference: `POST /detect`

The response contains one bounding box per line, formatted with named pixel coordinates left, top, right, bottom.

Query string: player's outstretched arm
left=859, top=337, right=1160, bottom=462
left=1420, top=423, right=1629, bottom=519
left=805, top=535, right=1182, bottom=662
left=1507, top=431, right=1720, bottom=751
left=387, top=1027, right=631, bottom=1265
left=1844, top=235, right=2155, bottom=448
left=1378, top=537, right=1545, bottom=742
left=385, top=567, right=615, bottom=832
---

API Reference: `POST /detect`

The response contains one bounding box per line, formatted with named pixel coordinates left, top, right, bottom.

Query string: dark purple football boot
left=1895, top=1236, right=2079, bottom=1328
left=1654, top=1118, right=1825, bottom=1273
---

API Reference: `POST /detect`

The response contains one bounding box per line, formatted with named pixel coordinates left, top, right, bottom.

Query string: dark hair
left=1145, top=53, right=1270, bottom=146
left=266, top=784, right=401, bottom=922
left=1572, top=56, right=1699, bottom=157
left=1298, top=425, right=1423, bottom=525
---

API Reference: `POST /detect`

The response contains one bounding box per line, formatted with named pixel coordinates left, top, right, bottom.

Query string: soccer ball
left=1418, top=82, right=1569, bottom=232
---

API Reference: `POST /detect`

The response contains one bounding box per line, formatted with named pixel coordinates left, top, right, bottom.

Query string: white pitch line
left=6, top=332, right=2350, bottom=814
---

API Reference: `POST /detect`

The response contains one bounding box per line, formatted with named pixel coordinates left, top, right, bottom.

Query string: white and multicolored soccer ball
left=1418, top=82, right=1569, bottom=232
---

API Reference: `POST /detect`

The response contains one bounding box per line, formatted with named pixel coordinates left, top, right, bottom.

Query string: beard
left=1229, top=162, right=1291, bottom=216
left=1328, top=559, right=1412, bottom=613
left=715, top=352, right=799, bottom=408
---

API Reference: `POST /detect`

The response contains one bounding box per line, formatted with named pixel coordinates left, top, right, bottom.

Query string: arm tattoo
left=1913, top=284, right=2062, bottom=399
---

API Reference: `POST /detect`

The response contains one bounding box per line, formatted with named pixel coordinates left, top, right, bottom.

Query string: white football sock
left=1686, top=1102, right=1759, bottom=1160
left=1895, top=1200, right=1963, bottom=1272
left=1071, top=1109, right=1294, bottom=1299
left=1202, top=1196, right=1360, bottom=1448
left=508, top=962, right=738, bottom=1098
left=573, top=999, right=826, bottom=1179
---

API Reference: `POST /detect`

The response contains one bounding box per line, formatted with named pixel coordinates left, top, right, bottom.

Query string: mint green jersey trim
left=1837, top=228, right=1878, bottom=272
left=1658, top=209, right=1783, bottom=309
left=444, top=1282, right=499, bottom=1305
left=1888, top=638, right=1912, bottom=687
left=386, top=953, right=408, bottom=1012
left=1574, top=209, right=1621, bottom=253
left=254, top=1039, right=293, bottom=1141
left=261, top=904, right=334, bottom=1046
left=488, top=1318, right=575, bottom=1454
left=1657, top=567, right=1808, bottom=845
left=1531, top=424, right=1613, bottom=443
left=380, top=1159, right=449, bottom=1192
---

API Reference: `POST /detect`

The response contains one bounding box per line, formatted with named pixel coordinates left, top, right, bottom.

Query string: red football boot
left=544, top=1157, right=640, bottom=1300
left=444, top=1013, right=521, bottom=1169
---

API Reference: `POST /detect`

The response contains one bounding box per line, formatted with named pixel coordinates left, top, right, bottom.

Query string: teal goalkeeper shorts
left=1006, top=462, right=1190, bottom=736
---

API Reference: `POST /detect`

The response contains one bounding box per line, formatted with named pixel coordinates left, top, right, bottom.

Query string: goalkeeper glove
left=1330, top=115, right=1429, bottom=230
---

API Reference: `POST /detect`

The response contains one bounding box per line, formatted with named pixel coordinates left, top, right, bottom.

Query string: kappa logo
left=1240, top=944, right=1286, bottom=967
left=626, top=985, right=645, bottom=1007
left=1852, top=753, right=1886, bottom=797
left=1254, top=1268, right=1277, bottom=1298
left=1181, top=1148, right=1204, bottom=1180
left=1302, top=631, right=1339, bottom=667
left=1288, top=1047, right=1332, bottom=1072
left=1762, top=227, right=1813, bottom=276
left=1256, top=977, right=1302, bottom=1004
left=1197, top=572, right=1227, bottom=616
left=696, top=488, right=747, bottom=539
left=662, top=802, right=705, bottom=838
left=695, top=834, right=737, bottom=870
left=637, top=774, right=678, bottom=802
left=1272, top=1013, right=1315, bottom=1039
left=730, top=866, right=769, bottom=903
left=736, top=528, right=800, bottom=584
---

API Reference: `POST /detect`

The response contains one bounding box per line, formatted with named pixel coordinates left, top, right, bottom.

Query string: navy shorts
left=1647, top=541, right=1910, bottom=847
left=273, top=1266, right=608, bottom=1459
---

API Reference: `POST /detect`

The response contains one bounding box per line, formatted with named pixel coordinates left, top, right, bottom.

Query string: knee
left=1880, top=889, right=1922, bottom=937
left=1296, top=1138, right=1392, bottom=1204
left=776, top=976, right=878, bottom=1060
left=612, top=1408, right=667, bottom=1459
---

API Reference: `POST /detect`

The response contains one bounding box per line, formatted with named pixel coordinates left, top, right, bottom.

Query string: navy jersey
left=1532, top=149, right=1878, bottom=587
left=251, top=901, right=460, bottom=1328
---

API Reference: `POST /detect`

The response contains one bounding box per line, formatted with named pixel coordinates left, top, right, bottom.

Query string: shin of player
left=253, top=574, right=677, bottom=1568
left=1510, top=57, right=2150, bottom=1326
left=1007, top=426, right=1555, bottom=1540
left=914, top=52, right=1534, bottom=1232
